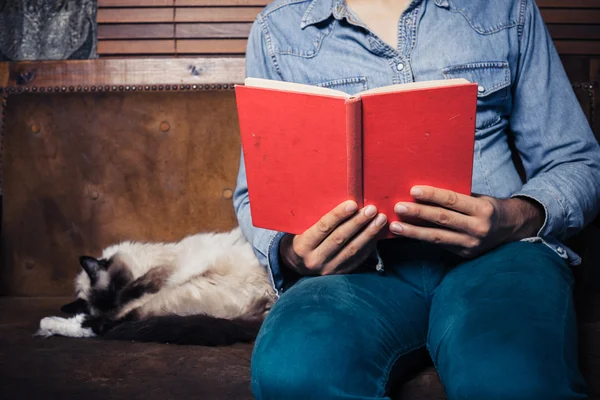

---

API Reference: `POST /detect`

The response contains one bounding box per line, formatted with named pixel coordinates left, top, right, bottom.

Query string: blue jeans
left=250, top=241, right=587, bottom=399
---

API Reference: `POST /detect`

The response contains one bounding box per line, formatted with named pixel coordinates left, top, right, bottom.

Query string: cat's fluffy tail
left=102, top=315, right=263, bottom=346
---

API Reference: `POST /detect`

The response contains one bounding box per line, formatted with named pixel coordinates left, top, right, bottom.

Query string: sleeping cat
left=37, top=227, right=276, bottom=346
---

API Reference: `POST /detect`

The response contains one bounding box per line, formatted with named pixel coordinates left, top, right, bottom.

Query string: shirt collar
left=300, top=0, right=336, bottom=29
left=301, top=0, right=447, bottom=29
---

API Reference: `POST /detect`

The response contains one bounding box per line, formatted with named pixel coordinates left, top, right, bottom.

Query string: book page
left=244, top=77, right=349, bottom=98
left=244, top=77, right=471, bottom=98
left=358, top=78, right=470, bottom=96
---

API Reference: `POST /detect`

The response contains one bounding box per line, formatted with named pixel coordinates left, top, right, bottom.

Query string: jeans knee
left=251, top=345, right=317, bottom=400
left=447, top=380, right=564, bottom=400
left=250, top=311, right=367, bottom=400
left=443, top=364, right=586, bottom=400
left=250, top=276, right=386, bottom=399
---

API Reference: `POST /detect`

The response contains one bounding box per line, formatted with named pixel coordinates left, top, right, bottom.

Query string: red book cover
left=235, top=85, right=362, bottom=235
left=362, top=85, right=477, bottom=238
left=235, top=79, right=477, bottom=237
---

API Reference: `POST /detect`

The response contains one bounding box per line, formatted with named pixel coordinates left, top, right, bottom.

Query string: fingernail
left=345, top=201, right=358, bottom=213
left=395, top=204, right=408, bottom=214
left=411, top=187, right=423, bottom=197
left=364, top=205, right=377, bottom=218
left=390, top=222, right=403, bottom=233
left=374, top=214, right=387, bottom=227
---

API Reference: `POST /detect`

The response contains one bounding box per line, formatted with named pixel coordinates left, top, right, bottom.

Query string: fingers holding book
left=279, top=201, right=387, bottom=276
left=389, top=185, right=508, bottom=258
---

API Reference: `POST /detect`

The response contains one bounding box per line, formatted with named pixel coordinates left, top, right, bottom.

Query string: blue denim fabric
left=232, top=0, right=600, bottom=296
left=251, top=241, right=587, bottom=399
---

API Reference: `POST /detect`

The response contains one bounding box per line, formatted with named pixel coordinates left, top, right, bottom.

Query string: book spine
left=346, top=97, right=363, bottom=208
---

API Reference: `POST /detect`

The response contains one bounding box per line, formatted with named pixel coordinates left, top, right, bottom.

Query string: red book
left=235, top=78, right=477, bottom=238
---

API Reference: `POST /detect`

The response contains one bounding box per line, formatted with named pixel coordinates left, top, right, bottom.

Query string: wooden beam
left=548, top=24, right=600, bottom=39
left=98, top=24, right=174, bottom=39
left=541, top=9, right=600, bottom=24
left=98, top=40, right=176, bottom=54
left=98, top=8, right=174, bottom=23
left=176, top=0, right=269, bottom=5
left=537, top=0, right=600, bottom=8
left=0, top=63, right=7, bottom=86
left=176, top=39, right=247, bottom=53
left=176, top=23, right=252, bottom=38
left=554, top=40, right=600, bottom=55
left=99, top=0, right=173, bottom=6
left=98, top=0, right=271, bottom=5
left=0, top=58, right=246, bottom=87
left=175, top=7, right=261, bottom=22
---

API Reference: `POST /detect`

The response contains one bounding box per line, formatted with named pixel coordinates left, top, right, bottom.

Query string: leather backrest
left=1, top=89, right=241, bottom=296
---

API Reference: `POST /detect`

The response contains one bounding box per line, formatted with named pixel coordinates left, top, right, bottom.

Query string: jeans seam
left=376, top=342, right=426, bottom=397
left=421, top=262, right=428, bottom=295
left=426, top=317, right=456, bottom=371
left=344, top=275, right=427, bottom=397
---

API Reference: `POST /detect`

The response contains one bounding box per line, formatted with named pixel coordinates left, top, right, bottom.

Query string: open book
left=235, top=77, right=478, bottom=237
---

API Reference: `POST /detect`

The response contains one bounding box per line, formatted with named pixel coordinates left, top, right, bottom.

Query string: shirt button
left=557, top=246, right=565, bottom=254
left=396, top=63, right=405, bottom=71
left=477, top=85, right=485, bottom=93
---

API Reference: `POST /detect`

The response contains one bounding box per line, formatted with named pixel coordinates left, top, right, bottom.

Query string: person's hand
left=391, top=186, right=544, bottom=258
left=279, top=200, right=387, bottom=275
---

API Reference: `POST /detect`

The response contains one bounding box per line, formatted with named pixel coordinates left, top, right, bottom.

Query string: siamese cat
left=37, top=228, right=276, bottom=346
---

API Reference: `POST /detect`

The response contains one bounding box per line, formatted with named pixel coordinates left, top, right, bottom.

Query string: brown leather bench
left=0, top=58, right=598, bottom=399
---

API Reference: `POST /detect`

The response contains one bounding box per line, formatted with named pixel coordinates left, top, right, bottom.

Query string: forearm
left=510, top=161, right=600, bottom=241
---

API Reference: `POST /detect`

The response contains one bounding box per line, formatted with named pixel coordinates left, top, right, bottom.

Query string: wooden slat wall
left=541, top=0, right=600, bottom=55
left=529, top=0, right=600, bottom=137
left=97, top=0, right=267, bottom=56
left=96, top=0, right=600, bottom=57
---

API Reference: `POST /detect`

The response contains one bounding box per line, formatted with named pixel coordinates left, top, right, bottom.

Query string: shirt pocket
left=314, top=76, right=368, bottom=96
left=442, top=61, right=510, bottom=130
left=274, top=23, right=333, bottom=59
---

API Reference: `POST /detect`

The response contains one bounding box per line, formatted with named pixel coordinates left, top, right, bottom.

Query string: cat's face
left=61, top=255, right=134, bottom=317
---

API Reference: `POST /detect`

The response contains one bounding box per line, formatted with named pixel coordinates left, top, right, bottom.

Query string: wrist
left=501, top=197, right=545, bottom=241
left=278, top=233, right=299, bottom=271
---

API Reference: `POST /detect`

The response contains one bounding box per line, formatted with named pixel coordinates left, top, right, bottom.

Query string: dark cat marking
left=60, top=298, right=89, bottom=315
left=79, top=256, right=110, bottom=285
left=98, top=315, right=263, bottom=346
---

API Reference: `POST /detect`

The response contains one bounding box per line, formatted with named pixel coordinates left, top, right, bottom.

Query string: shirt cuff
left=266, top=231, right=287, bottom=293
left=510, top=186, right=568, bottom=239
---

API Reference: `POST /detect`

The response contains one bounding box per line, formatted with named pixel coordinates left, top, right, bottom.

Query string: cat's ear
left=79, top=256, right=102, bottom=283
left=60, top=298, right=89, bottom=315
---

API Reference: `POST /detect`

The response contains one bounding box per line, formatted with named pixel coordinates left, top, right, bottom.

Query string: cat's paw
left=118, top=265, right=174, bottom=305
left=36, top=314, right=96, bottom=338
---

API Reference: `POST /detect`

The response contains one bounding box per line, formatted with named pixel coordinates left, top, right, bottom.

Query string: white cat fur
left=75, top=227, right=274, bottom=321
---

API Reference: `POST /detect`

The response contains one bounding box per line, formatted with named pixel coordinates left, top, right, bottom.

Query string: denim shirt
left=233, top=0, right=600, bottom=295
